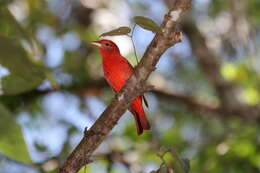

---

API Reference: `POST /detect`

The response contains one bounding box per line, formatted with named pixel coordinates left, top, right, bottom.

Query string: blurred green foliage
left=0, top=36, right=45, bottom=95
left=221, top=62, right=260, bottom=105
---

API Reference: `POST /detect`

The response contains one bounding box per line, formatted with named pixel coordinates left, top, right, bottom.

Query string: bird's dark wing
left=142, top=95, right=149, bottom=108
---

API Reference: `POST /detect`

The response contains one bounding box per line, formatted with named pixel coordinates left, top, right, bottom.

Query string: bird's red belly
left=104, top=66, right=131, bottom=92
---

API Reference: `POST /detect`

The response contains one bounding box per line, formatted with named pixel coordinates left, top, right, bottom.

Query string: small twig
left=128, top=24, right=139, bottom=65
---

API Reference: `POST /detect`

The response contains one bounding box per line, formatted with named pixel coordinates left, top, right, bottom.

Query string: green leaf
left=169, top=150, right=189, bottom=173
left=0, top=103, right=31, bottom=163
left=156, top=150, right=189, bottom=173
left=99, top=26, right=131, bottom=37
left=0, top=7, right=44, bottom=65
left=0, top=36, right=45, bottom=95
left=0, top=7, right=32, bottom=43
left=133, top=16, right=162, bottom=33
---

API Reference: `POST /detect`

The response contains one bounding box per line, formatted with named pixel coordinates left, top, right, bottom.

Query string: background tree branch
left=58, top=1, right=192, bottom=172
left=181, top=19, right=260, bottom=120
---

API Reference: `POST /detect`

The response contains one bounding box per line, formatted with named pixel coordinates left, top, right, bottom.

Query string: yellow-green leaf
left=0, top=103, right=31, bottom=163
left=0, top=7, right=33, bottom=44
left=169, top=150, right=189, bottom=173
left=133, top=16, right=162, bottom=33
left=100, top=26, right=131, bottom=37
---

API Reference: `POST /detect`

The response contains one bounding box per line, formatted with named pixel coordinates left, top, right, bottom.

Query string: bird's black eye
left=105, top=43, right=109, bottom=46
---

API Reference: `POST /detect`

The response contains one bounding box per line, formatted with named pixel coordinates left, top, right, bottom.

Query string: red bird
left=91, top=39, right=150, bottom=135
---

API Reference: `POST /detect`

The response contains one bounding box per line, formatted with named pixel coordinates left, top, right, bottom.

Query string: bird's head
left=91, top=39, right=120, bottom=56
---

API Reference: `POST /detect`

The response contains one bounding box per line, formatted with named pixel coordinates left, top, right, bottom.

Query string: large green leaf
left=0, top=7, right=42, bottom=54
left=0, top=7, right=32, bottom=41
left=0, top=103, right=31, bottom=163
left=133, top=16, right=162, bottom=33
left=0, top=7, right=58, bottom=91
left=99, top=26, right=131, bottom=37
left=0, top=36, right=45, bottom=95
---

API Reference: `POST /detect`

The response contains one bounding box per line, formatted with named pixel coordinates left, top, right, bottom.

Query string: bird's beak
left=90, top=41, right=102, bottom=47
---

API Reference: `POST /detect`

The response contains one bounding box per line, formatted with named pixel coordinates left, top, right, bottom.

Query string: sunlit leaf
left=232, top=140, right=255, bottom=158
left=99, top=26, right=131, bottom=37
left=0, top=104, right=31, bottom=163
left=0, top=36, right=45, bottom=95
left=221, top=63, right=236, bottom=81
left=242, top=87, right=260, bottom=105
left=133, top=16, right=162, bottom=33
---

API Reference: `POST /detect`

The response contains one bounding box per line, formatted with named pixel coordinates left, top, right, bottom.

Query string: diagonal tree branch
left=59, top=1, right=192, bottom=173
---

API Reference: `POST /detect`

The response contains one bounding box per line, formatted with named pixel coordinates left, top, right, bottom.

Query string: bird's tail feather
left=133, top=111, right=150, bottom=135
left=131, top=96, right=150, bottom=135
